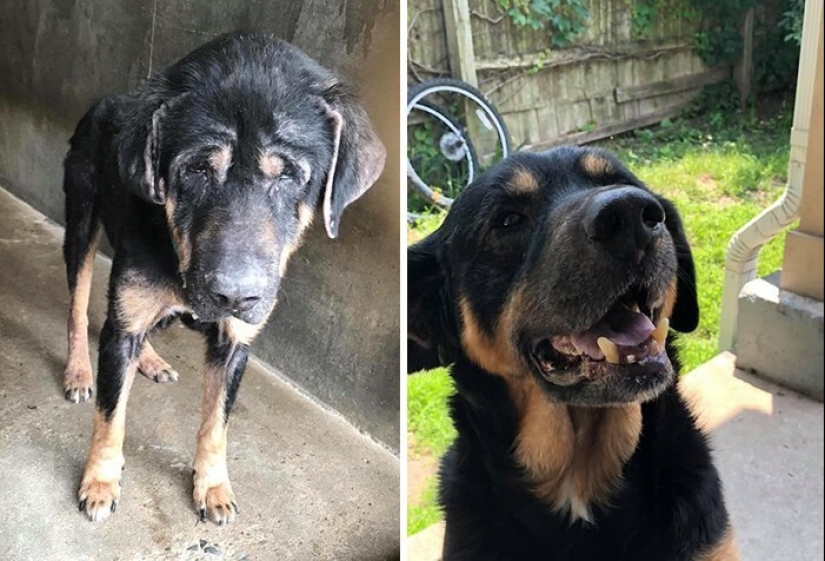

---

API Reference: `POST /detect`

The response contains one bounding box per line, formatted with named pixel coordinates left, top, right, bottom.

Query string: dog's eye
left=497, top=212, right=525, bottom=228
left=185, top=164, right=210, bottom=178
left=278, top=160, right=311, bottom=186
left=280, top=166, right=299, bottom=182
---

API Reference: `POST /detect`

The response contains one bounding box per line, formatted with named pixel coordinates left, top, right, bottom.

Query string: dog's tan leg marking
left=64, top=230, right=102, bottom=403
left=696, top=527, right=740, bottom=561
left=137, top=340, right=179, bottom=383
left=78, top=361, right=136, bottom=521
left=193, top=361, right=237, bottom=525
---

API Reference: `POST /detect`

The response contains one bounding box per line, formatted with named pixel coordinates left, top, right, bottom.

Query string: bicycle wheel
left=407, top=99, right=479, bottom=211
left=407, top=78, right=512, bottom=209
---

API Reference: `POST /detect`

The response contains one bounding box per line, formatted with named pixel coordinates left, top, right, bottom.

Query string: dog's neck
left=451, top=359, right=643, bottom=524
left=509, top=377, right=642, bottom=523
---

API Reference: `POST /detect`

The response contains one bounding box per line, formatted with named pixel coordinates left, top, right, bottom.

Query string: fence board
left=408, top=0, right=759, bottom=148
left=615, top=67, right=731, bottom=103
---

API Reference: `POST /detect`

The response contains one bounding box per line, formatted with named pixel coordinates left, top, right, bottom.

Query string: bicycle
left=407, top=78, right=512, bottom=212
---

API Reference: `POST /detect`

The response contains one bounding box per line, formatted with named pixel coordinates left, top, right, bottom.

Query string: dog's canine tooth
left=626, top=354, right=637, bottom=364
left=652, top=317, right=669, bottom=347
left=597, top=337, right=620, bottom=364
left=648, top=340, right=662, bottom=357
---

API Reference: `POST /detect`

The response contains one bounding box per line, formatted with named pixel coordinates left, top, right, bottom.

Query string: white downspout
left=717, top=0, right=822, bottom=351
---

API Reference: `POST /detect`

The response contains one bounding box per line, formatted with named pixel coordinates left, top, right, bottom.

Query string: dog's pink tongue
left=571, top=307, right=655, bottom=359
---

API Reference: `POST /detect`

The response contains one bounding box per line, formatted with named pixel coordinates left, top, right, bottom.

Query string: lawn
left=406, top=93, right=795, bottom=535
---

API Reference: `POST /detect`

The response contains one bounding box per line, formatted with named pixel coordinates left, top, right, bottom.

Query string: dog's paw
left=194, top=481, right=238, bottom=525
left=63, top=366, right=93, bottom=403
left=78, top=478, right=120, bottom=522
left=138, top=344, right=179, bottom=384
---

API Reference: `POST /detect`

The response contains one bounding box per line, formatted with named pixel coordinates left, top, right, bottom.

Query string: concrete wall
left=0, top=0, right=400, bottom=449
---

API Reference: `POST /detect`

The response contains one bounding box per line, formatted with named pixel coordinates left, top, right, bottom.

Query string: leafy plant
left=630, top=0, right=659, bottom=40
left=497, top=0, right=590, bottom=47
left=753, top=0, right=802, bottom=92
left=779, top=0, right=804, bottom=45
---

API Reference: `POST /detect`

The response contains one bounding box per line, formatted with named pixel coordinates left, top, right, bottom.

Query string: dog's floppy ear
left=408, top=234, right=453, bottom=373
left=319, top=84, right=386, bottom=238
left=117, top=93, right=182, bottom=205
left=658, top=197, right=699, bottom=333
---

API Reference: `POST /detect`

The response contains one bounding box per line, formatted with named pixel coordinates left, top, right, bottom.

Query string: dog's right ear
left=408, top=235, right=451, bottom=373
left=117, top=94, right=181, bottom=205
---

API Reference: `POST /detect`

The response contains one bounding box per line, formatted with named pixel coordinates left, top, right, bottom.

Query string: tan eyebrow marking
left=259, top=152, right=285, bottom=178
left=509, top=168, right=540, bottom=194
left=209, top=145, right=233, bottom=177
left=580, top=153, right=613, bottom=178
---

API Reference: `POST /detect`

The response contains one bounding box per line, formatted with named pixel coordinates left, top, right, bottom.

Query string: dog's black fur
left=408, top=147, right=736, bottom=560
left=62, top=32, right=384, bottom=523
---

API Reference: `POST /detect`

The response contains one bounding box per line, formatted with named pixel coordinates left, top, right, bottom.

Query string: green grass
left=408, top=367, right=456, bottom=458
left=406, top=94, right=795, bottom=535
left=408, top=475, right=443, bottom=535
left=407, top=368, right=455, bottom=533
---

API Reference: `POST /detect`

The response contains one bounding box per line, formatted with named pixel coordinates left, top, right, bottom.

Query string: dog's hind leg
left=62, top=138, right=103, bottom=403
left=138, top=340, right=179, bottom=383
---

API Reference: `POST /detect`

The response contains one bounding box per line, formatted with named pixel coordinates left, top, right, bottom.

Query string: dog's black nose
left=583, top=187, right=665, bottom=257
left=209, top=271, right=266, bottom=314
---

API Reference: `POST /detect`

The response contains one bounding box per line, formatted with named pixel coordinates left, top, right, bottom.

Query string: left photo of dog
left=0, top=2, right=400, bottom=559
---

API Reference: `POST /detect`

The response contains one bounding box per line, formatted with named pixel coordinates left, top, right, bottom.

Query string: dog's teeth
left=652, top=317, right=669, bottom=347
left=597, top=337, right=620, bottom=364
left=648, top=340, right=662, bottom=356
left=629, top=303, right=640, bottom=313
left=626, top=354, right=637, bottom=364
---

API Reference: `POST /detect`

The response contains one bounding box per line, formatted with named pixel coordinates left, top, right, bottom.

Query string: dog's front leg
left=78, top=319, right=141, bottom=521
left=192, top=322, right=249, bottom=524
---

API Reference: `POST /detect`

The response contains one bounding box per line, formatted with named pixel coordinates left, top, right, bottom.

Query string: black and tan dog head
left=117, top=33, right=385, bottom=324
left=409, top=146, right=698, bottom=406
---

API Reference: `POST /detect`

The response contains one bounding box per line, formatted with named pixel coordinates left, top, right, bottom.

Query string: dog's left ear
left=658, top=197, right=699, bottom=332
left=319, top=84, right=386, bottom=238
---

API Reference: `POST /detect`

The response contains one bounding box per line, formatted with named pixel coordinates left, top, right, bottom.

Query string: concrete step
left=681, top=352, right=823, bottom=560
left=0, top=187, right=399, bottom=560
left=735, top=274, right=824, bottom=400
left=407, top=352, right=824, bottom=560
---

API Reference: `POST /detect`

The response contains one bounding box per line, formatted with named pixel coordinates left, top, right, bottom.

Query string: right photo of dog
left=405, top=1, right=824, bottom=560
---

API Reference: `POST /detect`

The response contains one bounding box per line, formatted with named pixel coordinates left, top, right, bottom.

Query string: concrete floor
left=0, top=188, right=400, bottom=560
left=408, top=355, right=824, bottom=561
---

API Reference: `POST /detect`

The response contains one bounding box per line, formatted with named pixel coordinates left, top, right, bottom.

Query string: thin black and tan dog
left=408, top=147, right=739, bottom=560
left=61, top=32, right=384, bottom=523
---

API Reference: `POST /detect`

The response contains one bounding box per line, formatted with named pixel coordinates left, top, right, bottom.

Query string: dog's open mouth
left=531, top=284, right=670, bottom=382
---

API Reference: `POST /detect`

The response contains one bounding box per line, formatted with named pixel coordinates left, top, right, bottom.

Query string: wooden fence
left=408, top=0, right=738, bottom=149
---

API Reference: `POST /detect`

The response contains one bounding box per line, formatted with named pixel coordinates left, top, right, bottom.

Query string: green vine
left=778, top=0, right=804, bottom=45
left=496, top=0, right=590, bottom=47
left=493, top=0, right=802, bottom=95
left=630, top=0, right=659, bottom=40
left=627, top=0, right=803, bottom=93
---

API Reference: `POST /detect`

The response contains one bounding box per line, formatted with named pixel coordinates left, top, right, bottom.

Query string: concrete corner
left=736, top=274, right=824, bottom=400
